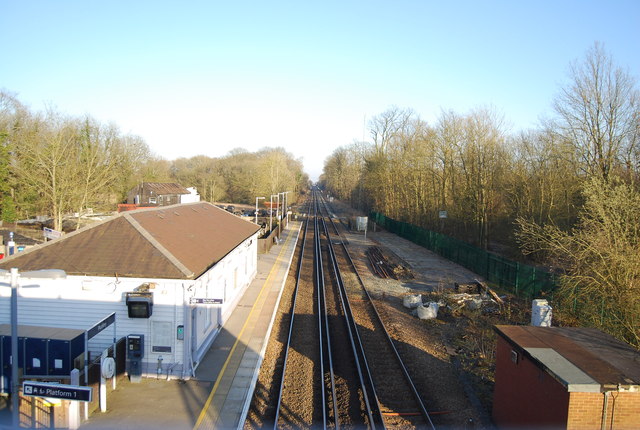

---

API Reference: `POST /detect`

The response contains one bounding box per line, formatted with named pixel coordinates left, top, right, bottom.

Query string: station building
left=0, top=202, right=259, bottom=380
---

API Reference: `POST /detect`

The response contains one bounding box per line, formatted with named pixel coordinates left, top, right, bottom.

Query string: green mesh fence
left=370, top=212, right=557, bottom=298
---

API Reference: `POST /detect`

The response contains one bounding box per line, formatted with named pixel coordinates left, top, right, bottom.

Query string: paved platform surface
left=79, top=222, right=300, bottom=430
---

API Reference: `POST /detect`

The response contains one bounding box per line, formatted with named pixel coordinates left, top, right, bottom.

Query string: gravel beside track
left=276, top=223, right=321, bottom=428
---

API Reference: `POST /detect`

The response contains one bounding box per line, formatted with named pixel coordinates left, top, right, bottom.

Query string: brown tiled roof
left=0, top=202, right=259, bottom=279
left=495, top=325, right=640, bottom=389
left=142, top=182, right=190, bottom=195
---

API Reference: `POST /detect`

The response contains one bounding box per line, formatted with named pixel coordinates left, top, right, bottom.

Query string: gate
left=18, top=395, right=67, bottom=428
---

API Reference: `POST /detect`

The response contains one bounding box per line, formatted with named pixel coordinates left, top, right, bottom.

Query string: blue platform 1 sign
left=23, top=381, right=93, bottom=402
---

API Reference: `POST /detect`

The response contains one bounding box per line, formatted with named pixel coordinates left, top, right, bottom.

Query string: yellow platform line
left=193, top=230, right=294, bottom=430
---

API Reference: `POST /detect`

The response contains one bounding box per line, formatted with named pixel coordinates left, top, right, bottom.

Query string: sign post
left=439, top=210, right=447, bottom=232
left=87, top=312, right=117, bottom=390
left=69, top=369, right=80, bottom=430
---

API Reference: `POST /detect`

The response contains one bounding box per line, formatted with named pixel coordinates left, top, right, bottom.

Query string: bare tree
left=113, top=134, right=154, bottom=200
left=323, top=143, right=367, bottom=203
left=507, top=129, right=581, bottom=229
left=369, top=106, right=415, bottom=155
left=171, top=156, right=226, bottom=203
left=551, top=42, right=639, bottom=182
left=14, top=111, right=79, bottom=230
left=454, top=107, right=508, bottom=248
left=73, top=117, right=129, bottom=221
left=435, top=110, right=466, bottom=233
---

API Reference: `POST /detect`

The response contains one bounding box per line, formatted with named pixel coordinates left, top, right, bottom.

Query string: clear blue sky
left=2, top=0, right=639, bottom=181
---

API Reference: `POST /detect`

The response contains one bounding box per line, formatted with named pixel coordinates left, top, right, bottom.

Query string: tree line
left=321, top=44, right=639, bottom=347
left=0, top=92, right=308, bottom=231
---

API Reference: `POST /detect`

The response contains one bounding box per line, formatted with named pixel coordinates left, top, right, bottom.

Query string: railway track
left=273, top=196, right=322, bottom=428
left=250, top=190, right=436, bottom=429
left=319, top=196, right=435, bottom=429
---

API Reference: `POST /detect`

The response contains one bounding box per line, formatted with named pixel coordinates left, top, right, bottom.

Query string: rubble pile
left=402, top=280, right=506, bottom=321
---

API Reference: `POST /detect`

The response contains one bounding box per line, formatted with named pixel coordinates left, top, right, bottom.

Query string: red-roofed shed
left=493, top=325, right=640, bottom=429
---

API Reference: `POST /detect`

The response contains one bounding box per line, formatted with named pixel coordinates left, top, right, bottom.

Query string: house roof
left=495, top=325, right=640, bottom=392
left=0, top=229, right=41, bottom=246
left=139, top=182, right=191, bottom=195
left=0, top=202, right=260, bottom=279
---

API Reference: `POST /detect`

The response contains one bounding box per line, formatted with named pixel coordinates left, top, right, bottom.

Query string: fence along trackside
left=370, top=212, right=556, bottom=299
